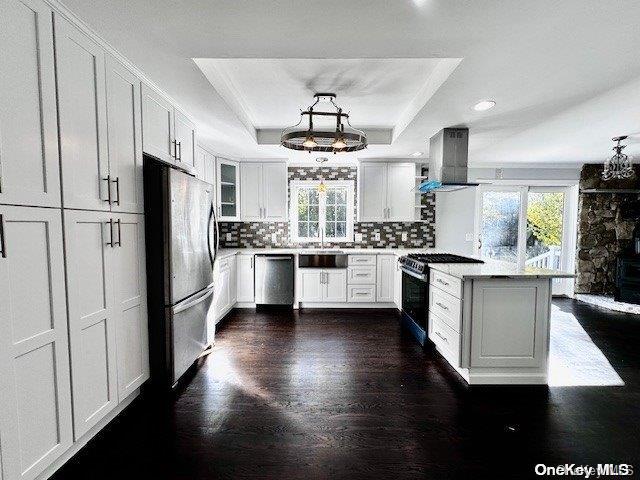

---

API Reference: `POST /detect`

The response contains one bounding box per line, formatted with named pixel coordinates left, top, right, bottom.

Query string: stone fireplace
left=575, top=164, right=640, bottom=294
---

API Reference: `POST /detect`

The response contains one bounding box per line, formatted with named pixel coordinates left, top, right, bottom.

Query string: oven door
left=401, top=268, right=428, bottom=330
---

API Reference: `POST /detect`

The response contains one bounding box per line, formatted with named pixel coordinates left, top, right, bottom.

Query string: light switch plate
left=354, top=233, right=363, bottom=242
left=271, top=233, right=277, bottom=243
left=226, top=233, right=232, bottom=241
left=401, top=232, right=408, bottom=241
left=465, top=233, right=474, bottom=242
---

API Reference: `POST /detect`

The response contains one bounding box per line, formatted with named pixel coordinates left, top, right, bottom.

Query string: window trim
left=289, top=180, right=355, bottom=243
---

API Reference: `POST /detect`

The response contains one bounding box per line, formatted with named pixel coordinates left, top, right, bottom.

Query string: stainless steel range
left=398, top=253, right=483, bottom=346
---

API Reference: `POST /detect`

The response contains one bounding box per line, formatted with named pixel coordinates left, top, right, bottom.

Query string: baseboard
left=299, top=302, right=398, bottom=309
left=36, top=388, right=141, bottom=480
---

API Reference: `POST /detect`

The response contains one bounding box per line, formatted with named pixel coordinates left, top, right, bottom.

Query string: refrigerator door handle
left=172, top=284, right=215, bottom=315
left=207, top=203, right=215, bottom=269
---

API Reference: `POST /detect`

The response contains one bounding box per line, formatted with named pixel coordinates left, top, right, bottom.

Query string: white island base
left=426, top=265, right=572, bottom=386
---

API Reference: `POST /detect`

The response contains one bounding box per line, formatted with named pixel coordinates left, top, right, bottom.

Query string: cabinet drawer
left=348, top=255, right=376, bottom=266
left=348, top=285, right=376, bottom=302
left=347, top=265, right=376, bottom=284
left=430, top=270, right=462, bottom=299
left=429, top=287, right=462, bottom=332
left=429, top=313, right=461, bottom=367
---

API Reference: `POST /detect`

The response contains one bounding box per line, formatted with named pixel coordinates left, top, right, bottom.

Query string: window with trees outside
left=290, top=180, right=355, bottom=242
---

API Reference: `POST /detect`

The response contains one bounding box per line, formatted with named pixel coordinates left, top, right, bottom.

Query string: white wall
left=435, top=187, right=478, bottom=256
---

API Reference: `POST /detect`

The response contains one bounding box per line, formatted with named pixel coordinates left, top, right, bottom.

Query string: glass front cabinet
left=216, top=158, right=240, bottom=221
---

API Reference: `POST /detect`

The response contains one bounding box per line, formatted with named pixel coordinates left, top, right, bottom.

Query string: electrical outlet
left=495, top=168, right=504, bottom=180
left=225, top=233, right=232, bottom=241
left=354, top=233, right=363, bottom=242
left=271, top=233, right=277, bottom=243
left=465, top=233, right=474, bottom=242
left=401, top=232, right=408, bottom=241
left=373, top=232, right=381, bottom=241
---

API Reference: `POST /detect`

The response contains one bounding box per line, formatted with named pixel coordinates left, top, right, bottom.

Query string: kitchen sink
left=298, top=252, right=348, bottom=268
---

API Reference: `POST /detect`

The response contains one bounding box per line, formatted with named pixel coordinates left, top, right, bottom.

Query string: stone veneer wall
left=575, top=164, right=640, bottom=294
left=218, top=165, right=435, bottom=248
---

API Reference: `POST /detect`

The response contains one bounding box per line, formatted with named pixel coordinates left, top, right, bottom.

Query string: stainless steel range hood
left=422, top=127, right=479, bottom=193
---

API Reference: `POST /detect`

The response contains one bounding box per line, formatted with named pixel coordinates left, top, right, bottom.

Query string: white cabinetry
left=113, top=214, right=149, bottom=400
left=358, top=162, right=416, bottom=221
left=0, top=0, right=60, bottom=208
left=141, top=84, right=174, bottom=163
left=0, top=206, right=73, bottom=480
left=195, top=146, right=216, bottom=185
left=64, top=210, right=148, bottom=439
left=236, top=254, right=255, bottom=302
left=217, top=159, right=240, bottom=221
left=240, top=162, right=287, bottom=221
left=55, top=15, right=109, bottom=211
left=297, top=269, right=347, bottom=303
left=393, top=255, right=402, bottom=308
left=214, top=255, right=237, bottom=322
left=141, top=86, right=197, bottom=168
left=376, top=255, right=396, bottom=302
left=105, top=55, right=144, bottom=214
left=427, top=269, right=552, bottom=384
left=174, top=109, right=196, bottom=168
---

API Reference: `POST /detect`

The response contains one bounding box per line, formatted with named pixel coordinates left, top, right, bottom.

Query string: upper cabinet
left=195, top=146, right=216, bottom=185
left=240, top=161, right=287, bottom=222
left=217, top=158, right=240, bottom=221
left=0, top=0, right=61, bottom=208
left=358, top=162, right=417, bottom=222
left=141, top=85, right=196, bottom=169
left=174, top=109, right=196, bottom=168
left=56, top=17, right=144, bottom=213
left=141, top=84, right=174, bottom=163
left=55, top=14, right=109, bottom=211
left=105, top=55, right=144, bottom=214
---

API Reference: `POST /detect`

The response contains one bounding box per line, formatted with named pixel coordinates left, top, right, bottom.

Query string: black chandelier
left=280, top=93, right=367, bottom=153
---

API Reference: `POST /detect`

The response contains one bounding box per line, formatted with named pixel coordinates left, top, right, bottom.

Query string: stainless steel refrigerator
left=143, top=156, right=218, bottom=391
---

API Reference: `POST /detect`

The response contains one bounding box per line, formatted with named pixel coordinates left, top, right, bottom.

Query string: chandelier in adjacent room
left=602, top=136, right=635, bottom=180
left=281, top=93, right=367, bottom=153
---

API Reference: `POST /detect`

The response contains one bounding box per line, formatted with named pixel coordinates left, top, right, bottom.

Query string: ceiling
left=60, top=0, right=640, bottom=165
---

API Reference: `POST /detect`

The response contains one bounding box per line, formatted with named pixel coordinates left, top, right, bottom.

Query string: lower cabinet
left=236, top=254, right=255, bottom=302
left=0, top=206, right=73, bottom=480
left=297, top=269, right=347, bottom=302
left=376, top=255, right=396, bottom=302
left=393, top=255, right=402, bottom=308
left=63, top=210, right=148, bottom=440
left=214, top=255, right=237, bottom=323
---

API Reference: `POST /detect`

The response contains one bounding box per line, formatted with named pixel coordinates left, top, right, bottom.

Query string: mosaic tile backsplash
left=218, top=166, right=436, bottom=249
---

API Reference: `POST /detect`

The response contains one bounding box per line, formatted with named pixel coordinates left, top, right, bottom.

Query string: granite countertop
left=217, top=248, right=575, bottom=279
left=428, top=259, right=575, bottom=279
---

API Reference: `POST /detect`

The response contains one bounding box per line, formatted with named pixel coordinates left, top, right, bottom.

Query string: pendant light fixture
left=281, top=93, right=367, bottom=153
left=602, top=136, right=635, bottom=180
left=316, top=157, right=328, bottom=193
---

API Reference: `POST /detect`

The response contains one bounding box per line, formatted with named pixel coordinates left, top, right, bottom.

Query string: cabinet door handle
left=105, top=219, right=114, bottom=247
left=0, top=214, right=6, bottom=258
left=250, top=256, right=254, bottom=269
left=115, top=219, right=122, bottom=247
left=172, top=139, right=177, bottom=159
left=103, top=175, right=112, bottom=204
left=435, top=301, right=448, bottom=311
left=112, top=177, right=120, bottom=205
left=177, top=141, right=182, bottom=161
left=435, top=331, right=448, bottom=343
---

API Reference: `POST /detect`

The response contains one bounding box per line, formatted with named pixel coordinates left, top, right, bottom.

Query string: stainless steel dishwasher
left=254, top=254, right=295, bottom=305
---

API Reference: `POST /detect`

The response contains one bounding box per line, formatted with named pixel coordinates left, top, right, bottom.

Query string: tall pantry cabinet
left=0, top=2, right=150, bottom=479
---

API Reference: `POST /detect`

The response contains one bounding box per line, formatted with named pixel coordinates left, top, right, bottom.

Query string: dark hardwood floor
left=52, top=300, right=640, bottom=479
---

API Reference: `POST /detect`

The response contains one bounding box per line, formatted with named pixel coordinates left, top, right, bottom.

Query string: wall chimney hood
left=419, top=127, right=479, bottom=193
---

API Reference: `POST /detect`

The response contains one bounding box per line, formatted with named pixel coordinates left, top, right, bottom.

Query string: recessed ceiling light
left=473, top=100, right=496, bottom=111
left=409, top=151, right=423, bottom=157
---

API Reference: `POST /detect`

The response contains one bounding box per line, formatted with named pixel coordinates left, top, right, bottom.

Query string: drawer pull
left=435, top=301, right=448, bottom=311
left=355, top=292, right=368, bottom=296
left=355, top=273, right=369, bottom=277
left=436, top=278, right=449, bottom=287
left=435, top=331, right=448, bottom=343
